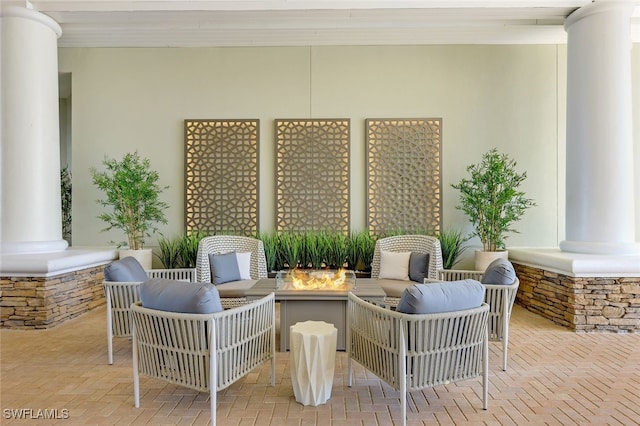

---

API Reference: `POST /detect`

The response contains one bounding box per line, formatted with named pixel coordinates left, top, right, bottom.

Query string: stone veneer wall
left=0, top=265, right=105, bottom=329
left=514, top=263, right=640, bottom=333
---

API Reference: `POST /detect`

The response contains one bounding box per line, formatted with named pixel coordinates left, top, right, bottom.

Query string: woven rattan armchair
left=131, top=292, right=276, bottom=426
left=371, top=235, right=444, bottom=306
left=347, top=293, right=489, bottom=426
left=103, top=267, right=195, bottom=364
left=195, top=235, right=268, bottom=308
left=437, top=269, right=519, bottom=371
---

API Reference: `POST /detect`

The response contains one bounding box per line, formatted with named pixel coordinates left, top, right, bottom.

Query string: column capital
left=1, top=5, right=62, bottom=38
left=566, top=0, right=636, bottom=29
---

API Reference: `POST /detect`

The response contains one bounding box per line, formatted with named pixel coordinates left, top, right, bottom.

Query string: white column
left=560, top=1, right=640, bottom=255
left=1, top=6, right=68, bottom=254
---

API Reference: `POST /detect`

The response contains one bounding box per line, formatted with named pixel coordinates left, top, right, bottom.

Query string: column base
left=0, top=248, right=118, bottom=329
left=1, top=239, right=69, bottom=254
left=559, top=240, right=640, bottom=255
left=509, top=247, right=640, bottom=333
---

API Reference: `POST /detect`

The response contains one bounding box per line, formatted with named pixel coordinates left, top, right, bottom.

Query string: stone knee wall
left=514, top=263, right=640, bottom=333
left=0, top=266, right=106, bottom=329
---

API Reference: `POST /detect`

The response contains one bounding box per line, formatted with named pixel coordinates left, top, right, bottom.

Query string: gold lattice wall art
left=275, top=119, right=350, bottom=233
left=366, top=118, right=442, bottom=235
left=184, top=119, right=259, bottom=235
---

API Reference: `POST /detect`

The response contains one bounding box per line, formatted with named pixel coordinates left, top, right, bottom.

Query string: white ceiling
left=6, top=0, right=640, bottom=47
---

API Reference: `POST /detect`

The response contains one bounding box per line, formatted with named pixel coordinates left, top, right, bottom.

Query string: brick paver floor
left=1, top=304, right=639, bottom=425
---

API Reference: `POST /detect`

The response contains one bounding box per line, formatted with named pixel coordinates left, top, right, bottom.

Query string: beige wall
left=58, top=44, right=639, bottom=254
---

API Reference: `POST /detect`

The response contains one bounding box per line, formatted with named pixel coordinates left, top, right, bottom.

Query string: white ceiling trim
left=5, top=0, right=639, bottom=47
left=20, top=0, right=594, bottom=12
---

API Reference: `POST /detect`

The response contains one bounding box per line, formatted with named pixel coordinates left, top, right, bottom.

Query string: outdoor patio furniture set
left=102, top=234, right=519, bottom=426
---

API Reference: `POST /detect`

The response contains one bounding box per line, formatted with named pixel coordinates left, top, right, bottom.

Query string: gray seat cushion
left=215, top=279, right=257, bottom=298
left=396, top=279, right=486, bottom=314
left=374, top=278, right=415, bottom=299
left=481, top=258, right=517, bottom=285
left=139, top=278, right=223, bottom=314
left=103, top=256, right=148, bottom=282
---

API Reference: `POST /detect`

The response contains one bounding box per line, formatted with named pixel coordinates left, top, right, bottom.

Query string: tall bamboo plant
left=452, top=148, right=535, bottom=252
left=91, top=152, right=168, bottom=249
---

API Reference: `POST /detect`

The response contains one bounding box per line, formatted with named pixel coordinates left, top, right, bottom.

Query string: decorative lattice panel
left=366, top=118, right=442, bottom=235
left=185, top=119, right=259, bottom=235
left=275, top=119, right=350, bottom=233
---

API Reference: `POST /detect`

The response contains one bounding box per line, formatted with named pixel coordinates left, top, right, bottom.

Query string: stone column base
left=1, top=265, right=106, bottom=329
left=514, top=263, right=640, bottom=333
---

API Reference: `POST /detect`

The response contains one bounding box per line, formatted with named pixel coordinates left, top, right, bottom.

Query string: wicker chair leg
left=502, top=296, right=509, bottom=371
left=270, top=307, right=276, bottom=386
left=132, top=333, right=140, bottom=408
left=400, top=331, right=407, bottom=426
left=106, top=296, right=113, bottom=365
left=483, top=334, right=489, bottom=410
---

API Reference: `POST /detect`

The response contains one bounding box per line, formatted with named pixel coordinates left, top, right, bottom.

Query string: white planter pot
left=119, top=248, right=153, bottom=270
left=474, top=250, right=509, bottom=272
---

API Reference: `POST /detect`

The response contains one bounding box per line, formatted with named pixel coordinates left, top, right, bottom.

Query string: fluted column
left=560, top=1, right=639, bottom=255
left=1, top=6, right=67, bottom=254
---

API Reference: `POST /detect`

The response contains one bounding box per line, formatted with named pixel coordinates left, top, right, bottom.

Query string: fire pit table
left=245, top=270, right=385, bottom=351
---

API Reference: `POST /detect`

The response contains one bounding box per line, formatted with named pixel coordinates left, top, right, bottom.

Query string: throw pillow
left=396, top=279, right=486, bottom=314
left=236, top=252, right=252, bottom=280
left=140, top=278, right=223, bottom=314
left=408, top=252, right=430, bottom=282
left=103, top=256, right=148, bottom=282
left=481, top=258, right=516, bottom=285
left=378, top=251, right=411, bottom=280
left=209, top=252, right=241, bottom=285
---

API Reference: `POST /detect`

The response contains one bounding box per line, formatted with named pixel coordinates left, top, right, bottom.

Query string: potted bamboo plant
left=91, top=151, right=169, bottom=269
left=452, top=148, right=535, bottom=271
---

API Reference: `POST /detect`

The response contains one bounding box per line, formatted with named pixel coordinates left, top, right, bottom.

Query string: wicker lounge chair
left=370, top=235, right=444, bottom=306
left=103, top=266, right=195, bottom=364
left=347, top=292, right=489, bottom=426
left=437, top=269, right=520, bottom=371
left=131, top=292, right=276, bottom=426
left=195, top=235, right=268, bottom=308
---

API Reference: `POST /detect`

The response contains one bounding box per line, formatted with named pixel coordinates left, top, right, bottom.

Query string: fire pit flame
left=289, top=269, right=348, bottom=290
left=275, top=269, right=356, bottom=291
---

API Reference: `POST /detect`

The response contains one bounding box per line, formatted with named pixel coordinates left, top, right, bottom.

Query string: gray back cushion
left=409, top=252, right=430, bottom=282
left=209, top=252, right=241, bottom=285
left=481, top=258, right=516, bottom=285
left=397, top=279, right=486, bottom=314
left=140, top=278, right=224, bottom=314
left=103, top=256, right=148, bottom=282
